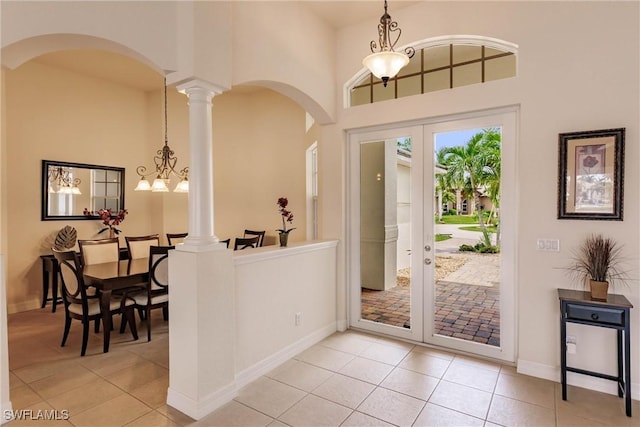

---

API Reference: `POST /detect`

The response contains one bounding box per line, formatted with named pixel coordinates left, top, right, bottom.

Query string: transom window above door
left=350, top=42, right=516, bottom=106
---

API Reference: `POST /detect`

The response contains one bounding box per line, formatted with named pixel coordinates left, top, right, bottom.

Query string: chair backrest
left=220, top=238, right=231, bottom=248
left=52, top=249, right=89, bottom=307
left=78, top=238, right=119, bottom=266
left=234, top=236, right=260, bottom=250
left=244, top=229, right=266, bottom=247
left=166, top=233, right=188, bottom=246
left=126, top=234, right=160, bottom=259
left=148, top=245, right=174, bottom=291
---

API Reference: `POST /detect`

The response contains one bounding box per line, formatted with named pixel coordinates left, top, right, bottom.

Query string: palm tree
left=440, top=129, right=501, bottom=248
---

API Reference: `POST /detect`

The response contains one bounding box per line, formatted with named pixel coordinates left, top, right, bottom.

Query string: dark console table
left=558, top=288, right=633, bottom=417
left=40, top=248, right=129, bottom=312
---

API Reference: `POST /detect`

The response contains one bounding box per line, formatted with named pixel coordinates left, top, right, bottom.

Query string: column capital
left=176, top=78, right=227, bottom=97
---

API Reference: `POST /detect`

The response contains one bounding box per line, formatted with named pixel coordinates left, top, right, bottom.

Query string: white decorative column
left=176, top=79, right=225, bottom=249
left=167, top=79, right=236, bottom=419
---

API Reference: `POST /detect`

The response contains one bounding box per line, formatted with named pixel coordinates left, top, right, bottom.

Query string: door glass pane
left=433, top=128, right=502, bottom=347
left=361, top=137, right=412, bottom=329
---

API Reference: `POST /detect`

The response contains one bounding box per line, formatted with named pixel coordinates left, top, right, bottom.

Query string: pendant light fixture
left=362, top=0, right=415, bottom=87
left=48, top=166, right=82, bottom=195
left=134, top=78, right=189, bottom=193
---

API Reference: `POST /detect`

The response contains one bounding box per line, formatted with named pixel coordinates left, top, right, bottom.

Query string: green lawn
left=459, top=225, right=497, bottom=233
left=438, top=214, right=497, bottom=226
left=435, top=234, right=452, bottom=242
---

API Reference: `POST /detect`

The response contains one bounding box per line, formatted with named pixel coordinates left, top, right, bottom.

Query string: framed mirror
left=41, top=160, right=126, bottom=221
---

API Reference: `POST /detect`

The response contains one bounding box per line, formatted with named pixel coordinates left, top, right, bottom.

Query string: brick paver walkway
left=361, top=253, right=501, bottom=347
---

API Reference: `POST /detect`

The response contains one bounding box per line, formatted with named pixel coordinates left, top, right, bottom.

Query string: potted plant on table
left=566, top=233, right=625, bottom=300
left=276, top=197, right=295, bottom=247
left=83, top=208, right=128, bottom=239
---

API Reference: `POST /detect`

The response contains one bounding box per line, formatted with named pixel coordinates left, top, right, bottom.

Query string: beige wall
left=4, top=60, right=308, bottom=313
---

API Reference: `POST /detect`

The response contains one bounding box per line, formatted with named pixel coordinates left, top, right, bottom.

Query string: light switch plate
left=537, top=238, right=560, bottom=252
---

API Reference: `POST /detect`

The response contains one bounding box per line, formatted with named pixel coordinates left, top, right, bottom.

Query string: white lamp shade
left=71, top=186, right=82, bottom=195
left=151, top=178, right=169, bottom=192
left=362, top=51, right=410, bottom=80
left=174, top=179, right=189, bottom=193
left=134, top=179, right=151, bottom=191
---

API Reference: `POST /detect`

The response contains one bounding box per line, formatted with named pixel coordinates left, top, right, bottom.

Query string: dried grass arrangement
left=566, top=234, right=626, bottom=300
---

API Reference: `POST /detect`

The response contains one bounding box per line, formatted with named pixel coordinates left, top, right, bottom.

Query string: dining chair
left=131, top=245, right=173, bottom=341
left=78, top=237, right=120, bottom=266
left=220, top=238, right=231, bottom=248
left=52, top=249, right=138, bottom=356
left=125, top=234, right=160, bottom=259
left=234, top=236, right=260, bottom=250
left=244, top=229, right=266, bottom=247
left=166, top=232, right=188, bottom=246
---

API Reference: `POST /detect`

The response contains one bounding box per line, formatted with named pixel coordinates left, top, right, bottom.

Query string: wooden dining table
left=83, top=258, right=149, bottom=353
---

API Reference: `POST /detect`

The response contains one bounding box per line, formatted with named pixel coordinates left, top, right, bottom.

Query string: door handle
left=425, top=245, right=431, bottom=252
left=424, top=258, right=432, bottom=265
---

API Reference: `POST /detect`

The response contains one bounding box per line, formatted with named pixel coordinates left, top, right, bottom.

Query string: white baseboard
left=166, top=382, right=236, bottom=421
left=517, top=358, right=640, bottom=401
left=235, top=322, right=337, bottom=388
left=336, top=319, right=347, bottom=332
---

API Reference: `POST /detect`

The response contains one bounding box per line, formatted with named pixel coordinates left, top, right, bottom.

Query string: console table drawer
left=566, top=303, right=624, bottom=325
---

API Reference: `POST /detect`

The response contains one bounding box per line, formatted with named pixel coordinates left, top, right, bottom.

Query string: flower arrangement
left=83, top=208, right=128, bottom=236
left=276, top=197, right=295, bottom=234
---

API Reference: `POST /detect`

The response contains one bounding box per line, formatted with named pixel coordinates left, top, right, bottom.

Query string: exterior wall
left=329, top=1, right=639, bottom=396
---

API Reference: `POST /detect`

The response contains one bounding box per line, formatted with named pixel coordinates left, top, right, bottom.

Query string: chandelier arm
left=404, top=46, right=416, bottom=59
left=136, top=165, right=156, bottom=179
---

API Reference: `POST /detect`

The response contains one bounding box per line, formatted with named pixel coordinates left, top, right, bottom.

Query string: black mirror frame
left=41, top=160, right=126, bottom=221
left=557, top=128, right=624, bottom=221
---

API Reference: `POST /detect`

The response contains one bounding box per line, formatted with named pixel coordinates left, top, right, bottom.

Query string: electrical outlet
left=295, top=312, right=302, bottom=326
left=537, top=238, right=560, bottom=252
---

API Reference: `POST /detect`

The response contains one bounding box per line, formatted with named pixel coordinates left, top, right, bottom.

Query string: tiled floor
left=7, top=308, right=639, bottom=426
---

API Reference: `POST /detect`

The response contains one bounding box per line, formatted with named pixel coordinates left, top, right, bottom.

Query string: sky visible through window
left=435, top=128, right=485, bottom=151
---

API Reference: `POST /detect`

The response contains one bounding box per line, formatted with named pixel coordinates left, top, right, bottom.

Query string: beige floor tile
left=267, top=360, right=333, bottom=392
left=414, top=402, right=485, bottom=426
left=70, top=394, right=152, bottom=427
left=294, top=345, right=355, bottom=372
left=28, top=365, right=101, bottom=400
left=487, top=395, right=555, bottom=427
left=235, top=376, right=306, bottom=418
left=7, top=385, right=43, bottom=410
left=555, top=384, right=639, bottom=426
left=278, top=394, right=352, bottom=427
left=78, top=349, right=147, bottom=377
left=556, top=410, right=609, bottom=427
left=398, top=351, right=451, bottom=378
left=494, top=372, right=555, bottom=409
left=129, top=375, right=170, bottom=409
left=103, top=360, right=168, bottom=392
left=12, top=359, right=81, bottom=384
left=484, top=422, right=504, bottom=427
left=124, top=410, right=180, bottom=427
left=195, top=401, right=273, bottom=426
left=359, top=342, right=412, bottom=366
left=450, top=355, right=501, bottom=372
left=411, top=345, right=456, bottom=361
left=312, top=373, right=376, bottom=409
left=429, top=380, right=492, bottom=419
left=47, top=377, right=124, bottom=415
left=380, top=367, right=439, bottom=400
left=341, top=411, right=395, bottom=427
left=9, top=372, right=25, bottom=390
left=370, top=335, right=416, bottom=352
left=357, top=387, right=425, bottom=426
left=442, top=361, right=499, bottom=392
left=320, top=332, right=373, bottom=356
left=267, top=420, right=288, bottom=427
left=499, top=364, right=518, bottom=376
left=156, top=404, right=196, bottom=426
left=338, top=356, right=394, bottom=385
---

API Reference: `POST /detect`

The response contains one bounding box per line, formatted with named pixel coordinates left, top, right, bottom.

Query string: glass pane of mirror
left=41, top=160, right=125, bottom=220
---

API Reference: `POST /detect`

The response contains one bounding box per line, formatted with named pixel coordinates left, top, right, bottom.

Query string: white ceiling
left=33, top=1, right=419, bottom=91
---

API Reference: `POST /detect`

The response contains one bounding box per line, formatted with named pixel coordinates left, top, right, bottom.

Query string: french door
left=348, top=109, right=517, bottom=362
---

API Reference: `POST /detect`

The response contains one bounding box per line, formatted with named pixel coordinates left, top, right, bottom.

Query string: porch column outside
left=176, top=79, right=225, bottom=248
left=167, top=79, right=236, bottom=419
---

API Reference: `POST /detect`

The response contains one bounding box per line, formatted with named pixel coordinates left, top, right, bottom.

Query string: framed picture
left=558, top=128, right=625, bottom=220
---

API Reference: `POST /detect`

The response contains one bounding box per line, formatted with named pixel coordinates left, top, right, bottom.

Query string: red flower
left=84, top=208, right=128, bottom=235
left=276, top=197, right=295, bottom=233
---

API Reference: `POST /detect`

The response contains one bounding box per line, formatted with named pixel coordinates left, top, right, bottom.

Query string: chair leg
left=162, top=305, right=168, bottom=321
left=125, top=307, right=138, bottom=341
left=94, top=318, right=100, bottom=333
left=119, top=313, right=127, bottom=334
left=61, top=316, right=72, bottom=347
left=137, top=307, right=146, bottom=321
left=81, top=320, right=90, bottom=357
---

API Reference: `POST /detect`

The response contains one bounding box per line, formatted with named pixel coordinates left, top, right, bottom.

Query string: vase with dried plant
left=566, top=233, right=626, bottom=300
left=83, top=208, right=128, bottom=239
left=276, top=197, right=295, bottom=247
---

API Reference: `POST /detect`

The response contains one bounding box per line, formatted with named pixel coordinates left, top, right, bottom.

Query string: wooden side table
left=558, top=288, right=633, bottom=417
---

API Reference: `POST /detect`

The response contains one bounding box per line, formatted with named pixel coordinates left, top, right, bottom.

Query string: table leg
left=617, top=329, right=624, bottom=397
left=100, top=290, right=112, bottom=353
left=41, top=260, right=49, bottom=309
left=51, top=267, right=59, bottom=313
left=560, top=302, right=567, bottom=400
left=624, top=321, right=632, bottom=417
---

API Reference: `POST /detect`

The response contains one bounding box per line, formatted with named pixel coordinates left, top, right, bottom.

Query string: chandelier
left=134, top=78, right=189, bottom=193
left=48, top=166, right=81, bottom=195
left=362, top=0, right=415, bottom=87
